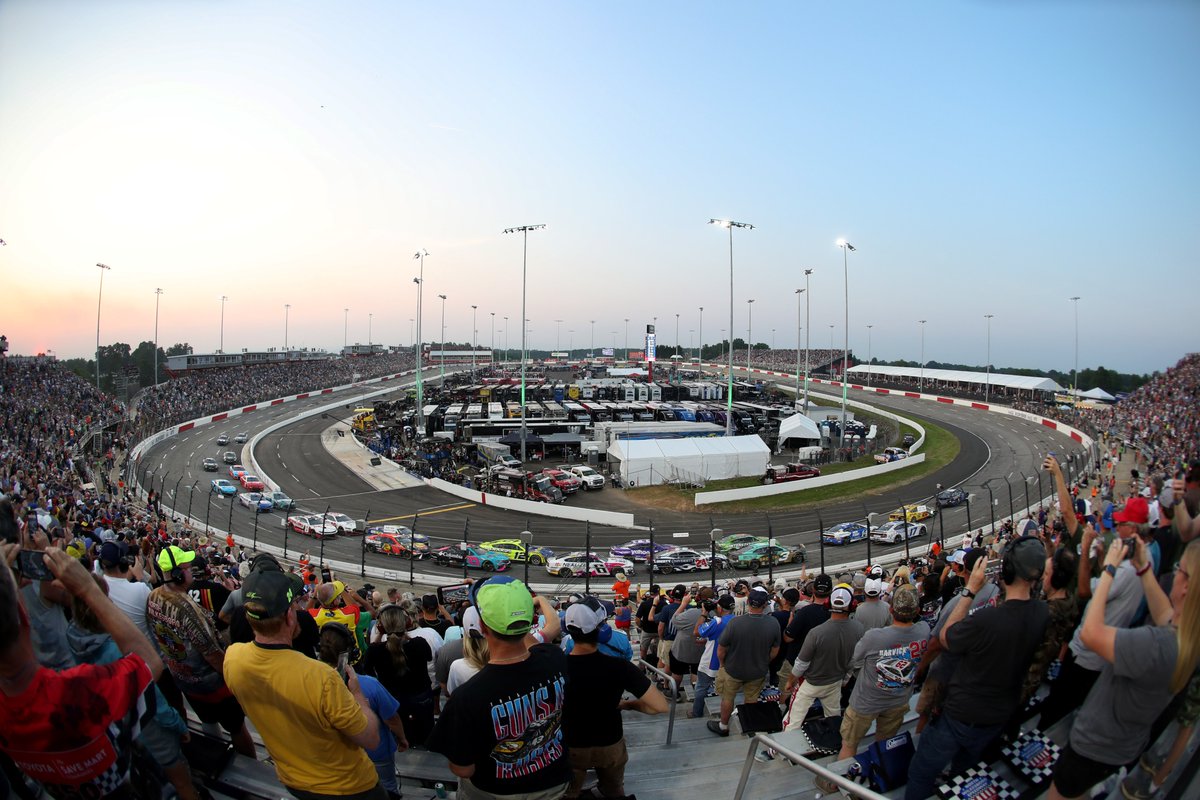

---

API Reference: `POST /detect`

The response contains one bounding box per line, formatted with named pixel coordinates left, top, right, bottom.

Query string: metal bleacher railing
left=634, top=658, right=679, bottom=746
left=733, top=732, right=889, bottom=800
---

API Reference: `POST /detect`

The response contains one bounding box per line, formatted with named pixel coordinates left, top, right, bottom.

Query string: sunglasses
left=1175, top=563, right=1190, bottom=581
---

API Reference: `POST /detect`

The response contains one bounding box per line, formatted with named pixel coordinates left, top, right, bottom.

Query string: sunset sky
left=2, top=1, right=1197, bottom=374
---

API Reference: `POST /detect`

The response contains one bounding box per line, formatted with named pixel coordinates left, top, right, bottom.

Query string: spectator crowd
left=1, top=351, right=1199, bottom=800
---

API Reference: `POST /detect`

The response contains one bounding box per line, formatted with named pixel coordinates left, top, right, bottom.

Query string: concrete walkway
left=319, top=418, right=425, bottom=491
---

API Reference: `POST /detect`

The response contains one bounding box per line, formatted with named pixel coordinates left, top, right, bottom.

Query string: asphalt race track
left=139, top=368, right=1088, bottom=587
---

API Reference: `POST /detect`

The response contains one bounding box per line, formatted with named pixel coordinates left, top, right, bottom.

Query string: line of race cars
left=820, top=504, right=938, bottom=545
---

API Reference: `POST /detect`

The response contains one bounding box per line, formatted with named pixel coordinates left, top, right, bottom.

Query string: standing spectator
left=317, top=622, right=409, bottom=800
left=708, top=586, right=781, bottom=737
left=418, top=593, right=454, bottom=638
left=1048, top=539, right=1200, bottom=800
left=0, top=547, right=163, bottom=800
left=655, top=585, right=685, bottom=680
left=223, top=569, right=388, bottom=799
left=782, top=584, right=864, bottom=731
left=446, top=607, right=489, bottom=695
left=904, top=538, right=1050, bottom=800
left=783, top=575, right=832, bottom=674
left=854, top=576, right=892, bottom=630
left=668, top=590, right=704, bottom=701
left=146, top=545, right=256, bottom=757
left=364, top=603, right=435, bottom=748
left=767, top=587, right=798, bottom=687
left=635, top=586, right=662, bottom=667
left=691, top=594, right=735, bottom=720
left=562, top=595, right=667, bottom=799
left=829, top=585, right=929, bottom=780
left=426, top=576, right=572, bottom=799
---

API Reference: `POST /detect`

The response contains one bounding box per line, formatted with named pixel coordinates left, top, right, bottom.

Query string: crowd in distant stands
left=1116, top=353, right=1200, bottom=474
left=3, top=350, right=1200, bottom=800
left=133, top=352, right=417, bottom=437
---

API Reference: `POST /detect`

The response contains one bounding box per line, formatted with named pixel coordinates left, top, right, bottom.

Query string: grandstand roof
left=846, top=364, right=1065, bottom=393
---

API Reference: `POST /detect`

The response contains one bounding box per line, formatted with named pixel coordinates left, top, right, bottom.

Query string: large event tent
left=607, top=435, right=769, bottom=487
left=775, top=412, right=823, bottom=450
left=845, top=365, right=1064, bottom=395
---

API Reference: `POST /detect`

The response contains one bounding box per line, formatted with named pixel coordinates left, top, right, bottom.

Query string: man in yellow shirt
left=224, top=569, right=388, bottom=800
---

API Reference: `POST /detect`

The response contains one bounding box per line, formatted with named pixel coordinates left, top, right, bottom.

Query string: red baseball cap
left=1112, top=496, right=1149, bottom=525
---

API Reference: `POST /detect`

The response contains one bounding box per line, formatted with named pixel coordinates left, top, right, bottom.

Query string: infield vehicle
left=730, top=542, right=804, bottom=569
left=871, top=521, right=928, bottom=544
left=480, top=538, right=555, bottom=565
left=875, top=446, right=909, bottom=464
left=566, top=464, right=605, bottom=490
left=432, top=543, right=510, bottom=572
left=762, top=463, right=822, bottom=484
left=822, top=522, right=872, bottom=546
left=540, top=468, right=582, bottom=495
left=488, top=469, right=564, bottom=503
left=210, top=479, right=237, bottom=497
left=237, top=492, right=274, bottom=512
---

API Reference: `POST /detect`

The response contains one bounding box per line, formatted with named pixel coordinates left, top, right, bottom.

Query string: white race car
left=546, top=551, right=634, bottom=578
left=282, top=514, right=338, bottom=539
left=870, top=521, right=928, bottom=544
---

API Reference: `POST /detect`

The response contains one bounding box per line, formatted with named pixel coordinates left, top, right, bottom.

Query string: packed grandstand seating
left=1, top=352, right=1198, bottom=799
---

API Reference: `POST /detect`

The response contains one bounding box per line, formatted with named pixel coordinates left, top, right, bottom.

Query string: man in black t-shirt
left=783, top=574, right=832, bottom=670
left=635, top=585, right=663, bottom=666
left=562, top=595, right=667, bottom=799
left=905, top=538, right=1050, bottom=800
left=427, top=576, right=571, bottom=799
left=418, top=593, right=454, bottom=638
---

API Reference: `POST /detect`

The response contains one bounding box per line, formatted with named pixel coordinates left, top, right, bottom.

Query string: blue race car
left=609, top=539, right=674, bottom=562
left=210, top=479, right=237, bottom=497
left=821, top=522, right=871, bottom=546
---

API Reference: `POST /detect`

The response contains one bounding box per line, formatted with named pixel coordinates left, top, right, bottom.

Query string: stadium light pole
left=413, top=248, right=429, bottom=435
left=504, top=316, right=509, bottom=363
left=490, top=312, right=495, bottom=365
left=472, top=305, right=478, bottom=376
left=438, top=294, right=448, bottom=386
left=590, top=320, right=596, bottom=360
left=93, top=263, right=111, bottom=389
left=836, top=239, right=856, bottom=449
left=219, top=295, right=228, bottom=354
left=368, top=313, right=373, bottom=348
left=746, top=299, right=754, bottom=373
left=555, top=320, right=563, bottom=353
left=153, top=287, right=163, bottom=387
left=984, top=314, right=994, bottom=403
left=918, top=319, right=927, bottom=392
left=866, top=324, right=874, bottom=388
left=1069, top=296, right=1081, bottom=404
left=503, top=224, right=545, bottom=461
left=624, top=318, right=630, bottom=361
left=675, top=313, right=680, bottom=360
left=343, top=307, right=349, bottom=352
left=794, top=289, right=804, bottom=403
left=803, top=268, right=813, bottom=412
left=284, top=303, right=290, bottom=351
left=709, top=219, right=754, bottom=436
left=698, top=307, right=703, bottom=364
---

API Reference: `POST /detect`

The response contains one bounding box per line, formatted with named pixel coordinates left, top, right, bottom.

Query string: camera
left=702, top=599, right=717, bottom=612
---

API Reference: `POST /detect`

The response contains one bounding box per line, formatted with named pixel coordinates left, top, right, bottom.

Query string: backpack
left=851, top=731, right=916, bottom=792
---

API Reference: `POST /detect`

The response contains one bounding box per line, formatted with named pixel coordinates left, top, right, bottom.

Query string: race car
left=762, top=463, right=822, bottom=484
left=540, top=468, right=582, bottom=495
left=228, top=464, right=247, bottom=479
left=875, top=447, right=909, bottom=464
left=365, top=525, right=430, bottom=556
left=238, top=473, right=265, bottom=491
left=234, top=432, right=249, bottom=443
left=365, top=532, right=421, bottom=558
left=608, top=539, right=674, bottom=562
left=546, top=551, right=635, bottom=578
left=265, top=491, right=294, bottom=510
left=210, top=479, right=237, bottom=497
left=327, top=512, right=360, bottom=534
left=871, top=521, right=928, bottom=544
left=432, top=544, right=510, bottom=572
left=650, top=547, right=729, bottom=574
left=936, top=487, right=968, bottom=508
left=201, top=457, right=218, bottom=472
left=222, top=450, right=238, bottom=464
left=237, top=492, right=274, bottom=512
left=480, top=538, right=556, bottom=565
left=716, top=534, right=767, bottom=554
left=283, top=514, right=338, bottom=539
left=216, top=433, right=230, bottom=446
left=730, top=542, right=804, bottom=569
left=822, top=522, right=872, bottom=546
left=889, top=504, right=936, bottom=523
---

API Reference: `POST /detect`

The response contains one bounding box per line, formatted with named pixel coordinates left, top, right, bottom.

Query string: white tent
left=776, top=413, right=823, bottom=450
left=1077, top=387, right=1116, bottom=402
left=846, top=365, right=1064, bottom=393
left=607, top=435, right=769, bottom=487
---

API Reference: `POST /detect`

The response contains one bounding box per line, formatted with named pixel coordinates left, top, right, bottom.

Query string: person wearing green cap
left=146, top=544, right=256, bottom=757
left=427, top=576, right=571, bottom=799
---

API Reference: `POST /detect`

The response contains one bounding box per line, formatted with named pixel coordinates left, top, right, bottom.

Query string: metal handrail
left=733, top=732, right=890, bottom=800
left=633, top=658, right=678, bottom=746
